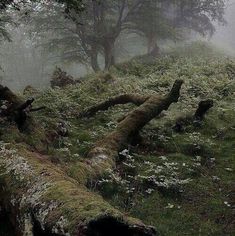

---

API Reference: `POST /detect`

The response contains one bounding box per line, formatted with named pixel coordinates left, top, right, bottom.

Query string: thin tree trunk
left=147, top=35, right=159, bottom=57
left=173, top=99, right=214, bottom=132
left=0, top=85, right=35, bottom=132
left=104, top=40, right=115, bottom=70
left=194, top=100, right=214, bottom=121
left=90, top=45, right=101, bottom=72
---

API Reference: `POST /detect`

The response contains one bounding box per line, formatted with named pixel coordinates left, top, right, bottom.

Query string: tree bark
left=147, top=35, right=159, bottom=57
left=194, top=100, right=214, bottom=121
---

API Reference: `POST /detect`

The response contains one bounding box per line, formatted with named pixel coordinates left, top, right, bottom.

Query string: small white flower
left=159, top=156, right=167, bottom=161
left=146, top=188, right=154, bottom=194
left=1, top=105, right=7, bottom=110
left=119, top=149, right=129, bottom=156
left=224, top=201, right=231, bottom=207
left=225, top=168, right=233, bottom=172
left=165, top=203, right=174, bottom=209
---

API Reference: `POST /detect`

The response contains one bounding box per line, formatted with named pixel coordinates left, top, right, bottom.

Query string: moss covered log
left=0, top=143, right=155, bottom=236
left=74, top=80, right=184, bottom=182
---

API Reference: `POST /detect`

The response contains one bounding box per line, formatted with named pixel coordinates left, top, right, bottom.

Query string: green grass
left=1, top=41, right=235, bottom=235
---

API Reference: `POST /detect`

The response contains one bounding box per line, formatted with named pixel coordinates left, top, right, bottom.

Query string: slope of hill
left=0, top=42, right=234, bottom=235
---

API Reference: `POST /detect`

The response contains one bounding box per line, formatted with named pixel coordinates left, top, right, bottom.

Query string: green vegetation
left=1, top=42, right=235, bottom=235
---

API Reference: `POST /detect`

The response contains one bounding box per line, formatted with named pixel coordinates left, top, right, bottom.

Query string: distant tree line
left=0, top=0, right=228, bottom=72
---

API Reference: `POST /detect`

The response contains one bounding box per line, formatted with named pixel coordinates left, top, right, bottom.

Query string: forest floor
left=1, top=41, right=235, bottom=235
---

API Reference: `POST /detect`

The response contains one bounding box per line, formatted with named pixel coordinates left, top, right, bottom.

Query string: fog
left=1, top=0, right=235, bottom=91
left=212, top=0, right=235, bottom=54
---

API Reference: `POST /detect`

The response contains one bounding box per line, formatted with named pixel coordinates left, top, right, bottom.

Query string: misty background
left=212, top=0, right=235, bottom=53
left=0, top=0, right=235, bottom=91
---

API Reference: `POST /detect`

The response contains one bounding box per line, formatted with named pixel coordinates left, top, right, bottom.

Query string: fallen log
left=75, top=80, right=184, bottom=181
left=0, top=143, right=155, bottom=236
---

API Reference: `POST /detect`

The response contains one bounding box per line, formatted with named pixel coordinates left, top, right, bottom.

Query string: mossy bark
left=0, top=144, right=155, bottom=236
left=80, top=94, right=150, bottom=118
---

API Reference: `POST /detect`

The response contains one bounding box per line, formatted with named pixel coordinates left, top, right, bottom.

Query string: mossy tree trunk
left=80, top=94, right=150, bottom=118
left=0, top=144, right=155, bottom=236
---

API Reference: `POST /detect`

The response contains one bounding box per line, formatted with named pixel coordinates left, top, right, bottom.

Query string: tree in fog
left=129, top=0, right=227, bottom=55
left=128, top=0, right=180, bottom=56
left=12, top=0, right=227, bottom=73
left=172, top=0, right=226, bottom=36
left=28, top=0, right=146, bottom=71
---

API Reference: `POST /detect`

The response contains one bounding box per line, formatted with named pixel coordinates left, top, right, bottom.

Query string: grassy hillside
left=1, top=42, right=234, bottom=235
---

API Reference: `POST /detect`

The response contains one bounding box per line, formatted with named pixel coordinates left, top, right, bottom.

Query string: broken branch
left=80, top=94, right=150, bottom=117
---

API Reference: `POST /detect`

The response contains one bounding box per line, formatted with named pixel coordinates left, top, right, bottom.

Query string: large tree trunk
left=0, top=85, right=156, bottom=236
left=0, top=144, right=155, bottom=236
